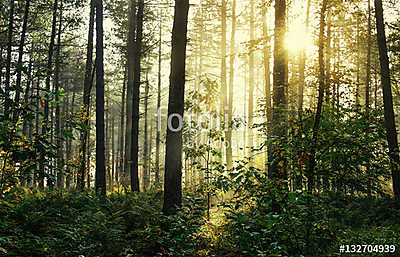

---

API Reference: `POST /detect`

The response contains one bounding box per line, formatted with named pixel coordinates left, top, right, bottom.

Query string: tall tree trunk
left=23, top=44, right=34, bottom=136
left=298, top=0, right=311, bottom=118
left=226, top=0, right=236, bottom=170
left=55, top=2, right=63, bottom=189
left=118, top=65, right=127, bottom=186
left=39, top=0, right=59, bottom=188
left=130, top=0, right=144, bottom=192
left=325, top=13, right=331, bottom=103
left=4, top=0, right=15, bottom=118
left=163, top=0, right=189, bottom=215
left=78, top=0, right=95, bottom=190
left=142, top=72, right=149, bottom=190
left=355, top=13, right=360, bottom=106
left=125, top=0, right=136, bottom=186
left=13, top=0, right=31, bottom=121
left=307, top=0, right=327, bottom=192
left=220, top=0, right=227, bottom=164
left=111, top=117, right=115, bottom=189
left=247, top=0, right=255, bottom=160
left=365, top=0, right=371, bottom=110
left=155, top=14, right=162, bottom=184
left=95, top=0, right=106, bottom=195
left=374, top=0, right=400, bottom=199
left=269, top=0, right=288, bottom=179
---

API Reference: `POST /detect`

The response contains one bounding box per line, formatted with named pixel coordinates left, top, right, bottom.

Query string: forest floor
left=0, top=187, right=400, bottom=256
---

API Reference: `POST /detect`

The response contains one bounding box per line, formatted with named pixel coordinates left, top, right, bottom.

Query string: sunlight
left=285, top=20, right=313, bottom=54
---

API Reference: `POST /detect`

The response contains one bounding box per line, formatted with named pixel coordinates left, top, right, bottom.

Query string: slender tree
left=247, top=0, right=255, bottom=160
left=226, top=0, right=236, bottom=170
left=155, top=13, right=162, bottom=184
left=95, top=0, right=106, bottom=195
left=374, top=0, right=400, bottom=199
left=4, top=0, right=15, bottom=117
left=269, top=0, right=287, bottom=179
left=130, top=0, right=144, bottom=192
left=307, top=0, right=327, bottom=192
left=365, top=0, right=372, bottom=110
left=78, top=0, right=95, bottom=190
left=13, top=0, right=31, bottom=121
left=163, top=0, right=190, bottom=215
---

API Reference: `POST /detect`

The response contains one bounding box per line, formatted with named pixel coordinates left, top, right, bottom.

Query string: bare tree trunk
left=95, top=0, right=106, bottom=195
left=269, top=0, right=287, bottom=179
left=13, top=0, right=31, bottom=121
left=365, top=0, right=371, bottom=110
left=78, top=0, right=95, bottom=190
left=298, top=0, right=311, bottom=118
left=118, top=65, right=127, bottom=186
left=307, top=0, right=327, bottom=192
left=125, top=0, right=136, bottom=186
left=163, top=0, right=189, bottom=215
left=4, top=0, right=15, bottom=118
left=111, top=117, right=115, bottom=189
left=355, top=14, right=360, bottom=106
left=220, top=0, right=227, bottom=164
left=155, top=15, right=162, bottom=184
left=374, top=0, right=400, bottom=199
left=130, top=0, right=144, bottom=192
left=142, top=72, right=150, bottom=190
left=55, top=2, right=64, bottom=189
left=247, top=0, right=255, bottom=161
left=226, top=0, right=236, bottom=170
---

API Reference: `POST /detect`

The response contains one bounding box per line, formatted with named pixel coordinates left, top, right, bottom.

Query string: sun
left=285, top=19, right=313, bottom=54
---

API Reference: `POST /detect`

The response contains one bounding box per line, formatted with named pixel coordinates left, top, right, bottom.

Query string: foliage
left=0, top=187, right=208, bottom=257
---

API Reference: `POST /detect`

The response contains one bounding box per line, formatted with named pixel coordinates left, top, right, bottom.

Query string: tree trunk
left=13, top=0, right=31, bottom=121
left=163, top=0, right=189, bottom=215
left=78, top=0, right=95, bottom=190
left=142, top=71, right=149, bottom=190
left=226, top=0, right=236, bottom=170
left=111, top=117, right=115, bottom=189
left=247, top=0, right=255, bottom=161
left=125, top=0, right=136, bottom=186
left=220, top=0, right=227, bottom=164
left=4, top=0, right=15, bottom=118
left=95, top=0, right=106, bottom=195
left=130, top=0, right=144, bottom=192
left=118, top=65, right=127, bottom=186
left=374, top=0, right=400, bottom=199
left=365, top=0, right=371, bottom=110
left=298, top=0, right=311, bottom=118
left=55, top=2, right=63, bottom=189
left=155, top=15, right=162, bottom=184
left=269, top=0, right=288, bottom=179
left=307, top=0, right=327, bottom=192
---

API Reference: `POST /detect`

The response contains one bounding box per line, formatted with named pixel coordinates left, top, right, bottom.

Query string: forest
left=1, top=0, right=400, bottom=256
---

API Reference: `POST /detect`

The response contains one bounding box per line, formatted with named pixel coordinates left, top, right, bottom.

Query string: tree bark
left=226, top=0, right=236, bottom=171
left=365, top=0, right=371, bottom=110
left=4, top=0, right=15, bottom=118
left=155, top=14, right=162, bottom=184
left=374, top=0, right=400, bottom=199
left=125, top=0, right=136, bottom=186
left=78, top=0, right=95, bottom=190
left=95, top=0, right=106, bottom=195
left=55, top=2, right=63, bottom=189
left=307, top=0, right=327, bottom=192
left=130, top=0, right=144, bottom=192
left=142, top=71, right=150, bottom=190
left=13, top=0, right=31, bottom=121
left=163, top=0, right=189, bottom=215
left=247, top=0, right=255, bottom=161
left=118, top=65, right=127, bottom=186
left=269, top=0, right=288, bottom=179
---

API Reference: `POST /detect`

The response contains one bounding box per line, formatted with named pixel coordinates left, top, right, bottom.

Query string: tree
left=125, top=0, right=136, bottom=186
left=269, top=0, right=287, bottom=179
left=155, top=13, right=162, bottom=184
left=307, top=0, right=327, bottom=192
left=130, top=0, right=144, bottom=192
left=247, top=0, right=255, bottom=161
left=163, top=0, right=190, bottom=215
left=374, top=0, right=400, bottom=199
left=95, top=0, right=106, bottom=195
left=78, top=0, right=95, bottom=190
left=226, top=0, right=236, bottom=170
left=4, top=0, right=15, bottom=117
